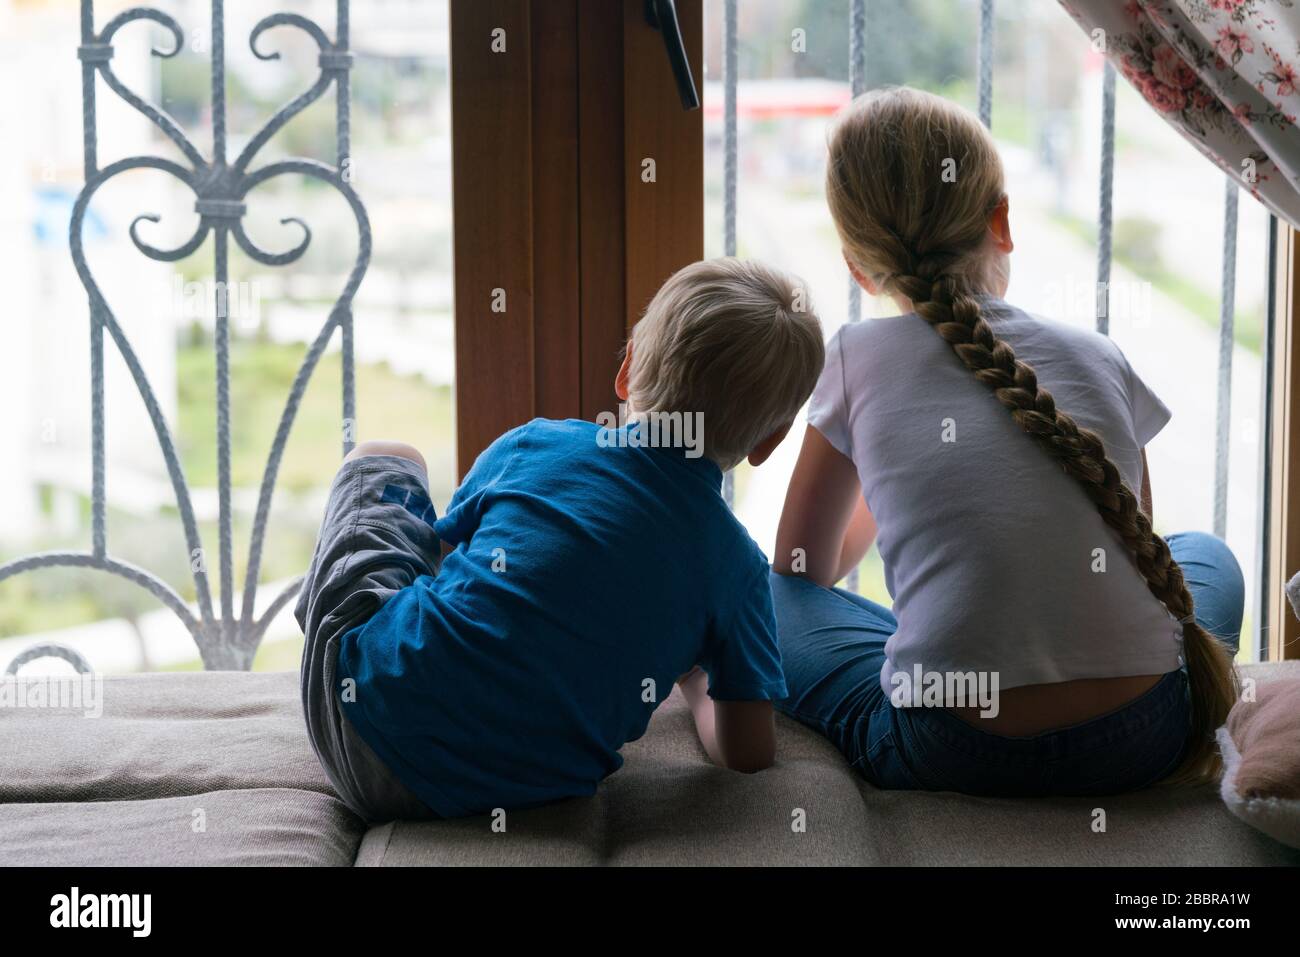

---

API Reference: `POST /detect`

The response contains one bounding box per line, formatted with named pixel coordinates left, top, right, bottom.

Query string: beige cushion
left=858, top=785, right=1294, bottom=866
left=5, top=665, right=1299, bottom=867
left=360, top=688, right=873, bottom=866
left=359, top=664, right=1300, bottom=866
left=0, top=671, right=361, bottom=866
left=0, top=789, right=363, bottom=867
left=0, top=671, right=333, bottom=802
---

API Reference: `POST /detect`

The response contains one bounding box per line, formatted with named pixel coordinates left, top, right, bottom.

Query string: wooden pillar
left=450, top=0, right=703, bottom=471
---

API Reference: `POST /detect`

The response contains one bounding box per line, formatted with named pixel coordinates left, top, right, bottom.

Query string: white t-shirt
left=807, top=296, right=1184, bottom=696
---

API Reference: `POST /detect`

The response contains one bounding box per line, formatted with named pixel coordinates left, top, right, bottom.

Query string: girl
left=772, top=87, right=1241, bottom=796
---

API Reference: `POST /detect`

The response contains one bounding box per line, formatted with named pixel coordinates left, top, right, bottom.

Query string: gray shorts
left=294, top=454, right=442, bottom=824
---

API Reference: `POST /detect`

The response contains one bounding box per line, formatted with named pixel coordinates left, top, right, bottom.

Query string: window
left=3, top=0, right=1296, bottom=672
left=0, top=0, right=454, bottom=671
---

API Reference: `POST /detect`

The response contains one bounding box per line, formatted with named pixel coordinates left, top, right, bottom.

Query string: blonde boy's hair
left=626, top=258, right=824, bottom=471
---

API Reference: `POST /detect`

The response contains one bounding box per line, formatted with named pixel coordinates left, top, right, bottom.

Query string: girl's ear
left=614, top=341, right=632, bottom=402
left=843, top=252, right=879, bottom=295
left=988, top=196, right=1014, bottom=254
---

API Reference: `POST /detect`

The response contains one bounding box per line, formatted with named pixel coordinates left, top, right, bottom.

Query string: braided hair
left=826, top=87, right=1236, bottom=782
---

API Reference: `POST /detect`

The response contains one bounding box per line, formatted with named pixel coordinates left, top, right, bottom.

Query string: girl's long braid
left=893, top=263, right=1238, bottom=782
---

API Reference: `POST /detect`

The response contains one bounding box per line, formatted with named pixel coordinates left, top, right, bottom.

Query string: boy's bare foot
left=344, top=440, right=428, bottom=476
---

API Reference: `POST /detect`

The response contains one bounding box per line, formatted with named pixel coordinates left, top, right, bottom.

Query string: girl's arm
left=773, top=425, right=873, bottom=587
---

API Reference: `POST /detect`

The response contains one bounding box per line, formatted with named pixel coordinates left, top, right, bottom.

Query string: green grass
left=1052, top=212, right=1264, bottom=354
left=177, top=337, right=455, bottom=500
left=1, top=339, right=455, bottom=638
left=0, top=575, right=105, bottom=635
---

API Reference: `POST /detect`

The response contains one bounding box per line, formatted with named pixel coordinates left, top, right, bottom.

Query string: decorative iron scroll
left=0, top=0, right=368, bottom=670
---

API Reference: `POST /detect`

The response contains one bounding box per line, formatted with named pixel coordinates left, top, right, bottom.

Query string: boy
left=296, top=258, right=824, bottom=821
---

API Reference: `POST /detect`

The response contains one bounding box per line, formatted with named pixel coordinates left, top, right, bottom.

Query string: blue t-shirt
left=336, top=418, right=786, bottom=818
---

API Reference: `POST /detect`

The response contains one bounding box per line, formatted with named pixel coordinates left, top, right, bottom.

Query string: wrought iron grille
left=0, top=0, right=367, bottom=672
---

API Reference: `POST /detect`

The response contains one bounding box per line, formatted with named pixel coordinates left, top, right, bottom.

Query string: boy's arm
left=433, top=425, right=526, bottom=549
left=677, top=667, right=776, bottom=773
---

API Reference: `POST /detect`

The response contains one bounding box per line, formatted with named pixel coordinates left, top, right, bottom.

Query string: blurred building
left=1, top=0, right=177, bottom=545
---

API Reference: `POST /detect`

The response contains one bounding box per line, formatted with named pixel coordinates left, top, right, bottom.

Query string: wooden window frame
left=449, top=0, right=703, bottom=471
left=1267, top=223, right=1300, bottom=661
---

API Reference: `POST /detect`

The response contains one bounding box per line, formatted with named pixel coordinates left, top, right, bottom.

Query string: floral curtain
left=1059, top=0, right=1300, bottom=228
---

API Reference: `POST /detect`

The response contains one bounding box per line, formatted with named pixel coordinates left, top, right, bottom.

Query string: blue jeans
left=770, top=531, right=1244, bottom=796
